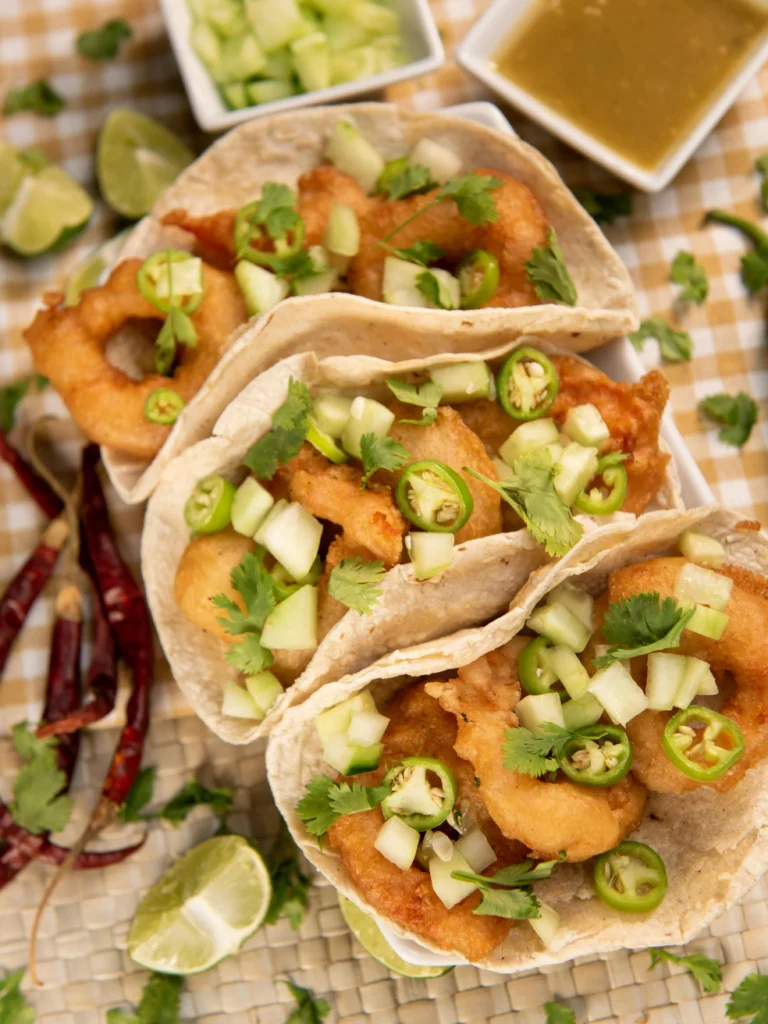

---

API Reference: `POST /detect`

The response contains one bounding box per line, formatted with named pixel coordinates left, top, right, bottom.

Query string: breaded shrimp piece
left=277, top=444, right=407, bottom=566
left=426, top=640, right=647, bottom=862
left=297, top=166, right=379, bottom=246
left=174, top=530, right=256, bottom=644
left=380, top=401, right=502, bottom=544
left=161, top=209, right=238, bottom=268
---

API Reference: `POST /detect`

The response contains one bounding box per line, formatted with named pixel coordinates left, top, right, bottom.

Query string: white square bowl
left=457, top=0, right=768, bottom=192
left=160, top=0, right=444, bottom=133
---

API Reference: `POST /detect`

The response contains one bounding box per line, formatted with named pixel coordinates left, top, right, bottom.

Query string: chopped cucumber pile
left=187, top=0, right=409, bottom=111
left=315, top=692, right=389, bottom=775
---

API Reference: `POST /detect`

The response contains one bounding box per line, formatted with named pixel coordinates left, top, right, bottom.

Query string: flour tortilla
left=267, top=506, right=768, bottom=973
left=101, top=101, right=637, bottom=502
left=142, top=336, right=680, bottom=744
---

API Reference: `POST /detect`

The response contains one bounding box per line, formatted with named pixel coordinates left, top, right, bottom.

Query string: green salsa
left=494, top=0, right=768, bottom=170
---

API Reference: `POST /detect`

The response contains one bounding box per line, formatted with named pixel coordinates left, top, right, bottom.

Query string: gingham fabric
left=0, top=1, right=767, bottom=1021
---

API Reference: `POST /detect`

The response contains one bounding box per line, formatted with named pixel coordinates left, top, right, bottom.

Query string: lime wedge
left=97, top=108, right=195, bottom=219
left=63, top=227, right=132, bottom=306
left=127, top=836, right=271, bottom=975
left=1, top=165, right=93, bottom=257
left=0, top=141, right=28, bottom=216
left=339, top=896, right=453, bottom=978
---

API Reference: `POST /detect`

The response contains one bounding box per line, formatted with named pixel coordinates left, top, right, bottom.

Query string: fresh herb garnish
left=386, top=376, right=442, bottom=426
left=757, top=155, right=768, bottom=212
left=296, top=776, right=390, bottom=844
left=706, top=209, right=768, bottom=294
left=524, top=228, right=578, bottom=306
left=594, top=592, right=695, bottom=668
left=502, top=723, right=577, bottom=778
left=544, top=1002, right=576, bottom=1024
left=119, top=767, right=234, bottom=826
left=76, top=19, right=132, bottom=61
left=573, top=188, right=633, bottom=225
left=415, top=270, right=452, bottom=310
left=212, top=550, right=278, bottom=674
left=236, top=183, right=302, bottom=258
left=153, top=250, right=199, bottom=374
left=107, top=972, right=183, bottom=1024
left=10, top=722, right=73, bottom=835
left=119, top=765, right=156, bottom=823
left=391, top=240, right=444, bottom=266
left=0, top=971, right=35, bottom=1024
left=648, top=947, right=722, bottom=994
left=629, top=316, right=693, bottom=362
left=0, top=374, right=48, bottom=433
left=670, top=250, right=708, bottom=304
left=451, top=859, right=556, bottom=919
left=3, top=80, right=66, bottom=117
left=379, top=163, right=435, bottom=200
left=466, top=450, right=583, bottom=556
left=727, top=972, right=768, bottom=1022
left=244, top=378, right=311, bottom=479
left=699, top=391, right=758, bottom=448
left=284, top=980, right=330, bottom=1024
left=359, top=432, right=409, bottom=489
left=328, top=557, right=385, bottom=614
left=265, top=821, right=311, bottom=930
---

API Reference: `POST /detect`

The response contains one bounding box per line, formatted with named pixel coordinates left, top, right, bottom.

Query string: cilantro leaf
left=670, top=251, right=708, bottom=304
left=699, top=391, right=758, bottom=448
left=595, top=592, right=694, bottom=668
left=451, top=856, right=555, bottom=919
left=466, top=451, right=583, bottom=556
left=160, top=779, right=234, bottom=826
left=392, top=240, right=444, bottom=266
left=3, top=80, right=66, bottom=117
left=545, top=1002, right=576, bottom=1024
left=284, top=981, right=330, bottom=1024
left=265, top=820, right=311, bottom=930
left=573, top=188, right=633, bottom=225
left=629, top=316, right=693, bottom=362
left=437, top=174, right=501, bottom=226
left=212, top=551, right=278, bottom=635
left=275, top=249, right=325, bottom=282
left=328, top=557, right=385, bottom=614
left=225, top=632, right=275, bottom=675
left=416, top=270, right=452, bottom=310
left=76, top=19, right=132, bottom=60
left=380, top=163, right=435, bottom=200
left=454, top=860, right=557, bottom=889
left=525, top=228, right=578, bottom=306
left=244, top=378, right=311, bottom=479
left=10, top=722, right=73, bottom=835
left=107, top=972, right=183, bottom=1024
left=296, top=776, right=389, bottom=842
left=119, top=765, right=156, bottom=823
left=0, top=375, right=48, bottom=433
left=0, top=971, right=35, bottom=1024
left=237, top=183, right=301, bottom=256
left=502, top=723, right=576, bottom=777
left=706, top=210, right=768, bottom=294
left=648, top=948, right=722, bottom=995
left=741, top=251, right=768, bottom=294
left=757, top=155, right=768, bottom=212
left=474, top=886, right=541, bottom=919
left=727, top=973, right=768, bottom=1022
left=330, top=782, right=390, bottom=816
left=359, top=432, right=409, bottom=488
left=386, top=376, right=442, bottom=426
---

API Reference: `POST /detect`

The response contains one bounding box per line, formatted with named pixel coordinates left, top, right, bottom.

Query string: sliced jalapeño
left=395, top=460, right=474, bottom=534
left=496, top=347, right=559, bottom=421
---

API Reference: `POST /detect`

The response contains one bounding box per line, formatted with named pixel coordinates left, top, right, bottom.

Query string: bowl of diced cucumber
left=161, top=0, right=444, bottom=132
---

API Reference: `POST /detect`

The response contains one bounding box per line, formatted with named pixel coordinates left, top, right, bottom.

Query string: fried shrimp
left=426, top=640, right=647, bottom=862
left=348, top=169, right=549, bottom=306
left=381, top=401, right=502, bottom=543
left=277, top=444, right=407, bottom=566
left=328, top=684, right=526, bottom=961
left=24, top=258, right=248, bottom=461
left=604, top=557, right=768, bottom=793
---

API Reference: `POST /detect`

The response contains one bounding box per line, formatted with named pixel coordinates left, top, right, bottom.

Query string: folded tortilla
left=142, top=337, right=681, bottom=745
left=102, top=102, right=637, bottom=503
left=267, top=506, right=768, bottom=973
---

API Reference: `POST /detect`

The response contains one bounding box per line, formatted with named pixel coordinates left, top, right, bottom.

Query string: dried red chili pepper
left=0, top=428, right=63, bottom=520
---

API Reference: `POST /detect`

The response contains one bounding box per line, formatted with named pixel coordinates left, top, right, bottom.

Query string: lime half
left=63, top=227, right=132, bottom=306
left=1, top=165, right=93, bottom=257
left=128, top=836, right=271, bottom=975
left=339, top=896, right=453, bottom=978
left=97, top=108, right=194, bottom=219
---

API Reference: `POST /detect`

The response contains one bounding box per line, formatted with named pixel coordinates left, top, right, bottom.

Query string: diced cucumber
left=646, top=652, right=687, bottom=711
left=529, top=901, right=560, bottom=948
left=428, top=268, right=460, bottom=310
left=562, top=403, right=610, bottom=449
left=371, top=33, right=406, bottom=72
left=247, top=79, right=296, bottom=105
left=315, top=691, right=376, bottom=746
left=588, top=661, right=649, bottom=726
left=262, top=45, right=294, bottom=79
left=409, top=138, right=462, bottom=185
left=326, top=120, right=384, bottom=194
left=405, top=532, right=454, bottom=581
left=553, top=443, right=599, bottom=507
left=312, top=0, right=357, bottom=14
left=429, top=847, right=476, bottom=909
left=245, top=670, right=284, bottom=715
left=341, top=395, right=395, bottom=458
left=417, top=829, right=454, bottom=868
left=153, top=256, right=203, bottom=302
left=190, top=21, right=222, bottom=73
left=561, top=693, right=603, bottom=731
left=375, top=816, right=420, bottom=871
left=324, top=732, right=383, bottom=775
left=674, top=563, right=732, bottom=611
left=291, top=31, right=330, bottom=91
left=323, top=203, right=360, bottom=257
left=330, top=45, right=377, bottom=84
left=697, top=663, right=719, bottom=696
left=674, top=657, right=715, bottom=709
left=429, top=361, right=494, bottom=403
left=493, top=456, right=514, bottom=482
left=254, top=498, right=288, bottom=544
left=235, top=260, right=290, bottom=315
left=546, top=581, right=594, bottom=631
left=381, top=257, right=430, bottom=307
left=231, top=477, right=274, bottom=537
left=499, top=419, right=559, bottom=466
left=220, top=32, right=267, bottom=80
left=306, top=416, right=348, bottom=463
left=312, top=393, right=352, bottom=437
left=187, top=0, right=209, bottom=19
left=223, top=82, right=249, bottom=109
left=347, top=709, right=390, bottom=746
left=262, top=502, right=323, bottom=581
left=515, top=693, right=565, bottom=734
left=206, top=2, right=249, bottom=38
left=679, top=530, right=725, bottom=569
left=526, top=601, right=591, bottom=653
left=455, top=830, right=496, bottom=873
left=323, top=13, right=371, bottom=51
left=292, top=267, right=338, bottom=296
left=685, top=604, right=729, bottom=640
left=260, top=584, right=318, bottom=650
left=542, top=645, right=590, bottom=699
left=349, top=0, right=399, bottom=34
left=221, top=681, right=263, bottom=720
left=246, top=0, right=306, bottom=51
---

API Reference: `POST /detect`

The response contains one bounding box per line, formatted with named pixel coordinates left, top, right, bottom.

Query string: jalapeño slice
left=518, top=635, right=564, bottom=699
left=496, top=347, right=559, bottom=421
left=559, top=725, right=632, bottom=787
left=380, top=757, right=457, bottom=831
left=136, top=249, right=204, bottom=313
left=183, top=474, right=236, bottom=534
left=395, top=461, right=474, bottom=534
left=457, top=250, right=500, bottom=309
left=234, top=200, right=306, bottom=267
left=573, top=456, right=628, bottom=515
left=593, top=840, right=668, bottom=913
left=662, top=706, right=745, bottom=782
left=144, top=388, right=185, bottom=425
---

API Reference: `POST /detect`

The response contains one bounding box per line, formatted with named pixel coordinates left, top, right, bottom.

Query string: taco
left=24, top=103, right=637, bottom=504
left=143, top=335, right=681, bottom=744
left=267, top=506, right=768, bottom=972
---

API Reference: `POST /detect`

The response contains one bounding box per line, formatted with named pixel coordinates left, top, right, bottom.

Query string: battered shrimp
left=328, top=684, right=527, bottom=961
left=380, top=401, right=502, bottom=544
left=24, top=258, right=247, bottom=461
left=348, top=169, right=549, bottom=306
left=426, top=641, right=647, bottom=862
left=277, top=444, right=407, bottom=566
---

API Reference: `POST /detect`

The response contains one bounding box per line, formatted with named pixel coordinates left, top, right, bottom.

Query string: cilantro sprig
left=544, top=1003, right=576, bottom=1024
left=573, top=188, right=633, bottom=225
left=76, top=19, right=132, bottom=61
left=386, top=376, right=442, bottom=426
left=502, top=722, right=578, bottom=778
left=265, top=821, right=311, bottom=930
left=416, top=271, right=453, bottom=310
left=10, top=722, right=74, bottom=835
left=379, top=163, right=435, bottom=200
left=451, top=859, right=556, bottom=919
left=525, top=228, right=578, bottom=306
left=757, top=155, right=768, bottom=212
left=3, top=80, right=66, bottom=117
left=594, top=592, right=694, bottom=668
left=359, top=432, right=409, bottom=488
left=119, top=766, right=234, bottom=827
left=649, top=947, right=722, bottom=995
left=390, top=240, right=444, bottom=266
left=296, top=775, right=390, bottom=845
left=107, top=972, right=183, bottom=1024
left=284, top=981, right=330, bottom=1024
left=153, top=250, right=199, bottom=374
left=670, top=250, right=708, bottom=304
left=699, top=392, right=758, bottom=448
left=466, top=450, right=583, bottom=556
left=236, top=182, right=302, bottom=258
left=328, top=557, right=385, bottom=614
left=629, top=316, right=693, bottom=363
left=244, top=378, right=311, bottom=479
left=727, top=972, right=768, bottom=1022
left=212, top=550, right=278, bottom=674
left=0, top=971, right=35, bottom=1024
left=707, top=209, right=768, bottom=295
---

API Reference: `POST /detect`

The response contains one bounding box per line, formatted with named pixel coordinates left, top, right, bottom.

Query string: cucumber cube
left=529, top=901, right=560, bottom=948
left=646, top=652, right=687, bottom=710
left=323, top=14, right=371, bottom=52
left=221, top=681, right=263, bottom=720
left=499, top=419, right=559, bottom=466
left=291, top=31, right=330, bottom=91
left=246, top=0, right=306, bottom=51
left=292, top=268, right=338, bottom=296
left=674, top=562, right=732, bottom=611
left=562, top=403, right=610, bottom=449
left=429, top=361, right=494, bottom=403
left=326, top=120, right=384, bottom=194
left=324, top=732, right=383, bottom=775
left=191, top=21, right=223, bottom=73
left=429, top=847, right=476, bottom=908
left=330, top=45, right=377, bottom=84
left=315, top=691, right=376, bottom=746
left=515, top=692, right=565, bottom=734
left=322, top=203, right=360, bottom=257
left=260, top=584, right=318, bottom=650
left=679, top=530, right=725, bottom=569
left=542, top=645, right=590, bottom=699
left=262, top=502, right=323, bottom=581
left=349, top=0, right=399, bottom=34
left=347, top=709, right=390, bottom=746
left=685, top=604, right=729, bottom=640
left=455, top=830, right=496, bottom=873
left=235, top=260, right=290, bottom=315
left=245, top=670, right=284, bottom=715
left=341, top=396, right=395, bottom=458
left=247, top=80, right=296, bottom=105
left=375, top=816, right=420, bottom=872
left=674, top=657, right=716, bottom=709
left=546, top=581, right=594, bottom=631
left=312, top=393, right=352, bottom=438
left=561, top=693, right=603, bottom=731
left=410, top=138, right=462, bottom=184
left=526, top=601, right=592, bottom=653
left=553, top=443, right=599, bottom=507
left=405, top=532, right=454, bottom=581
left=231, top=476, right=274, bottom=536
left=588, top=661, right=648, bottom=726
left=223, top=83, right=249, bottom=109
left=254, top=499, right=288, bottom=545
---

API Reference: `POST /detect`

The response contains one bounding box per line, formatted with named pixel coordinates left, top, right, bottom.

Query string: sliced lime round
left=339, top=896, right=453, bottom=978
left=63, top=227, right=132, bottom=306
left=128, top=836, right=271, bottom=975
left=97, top=108, right=195, bottom=219
left=1, top=165, right=93, bottom=257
